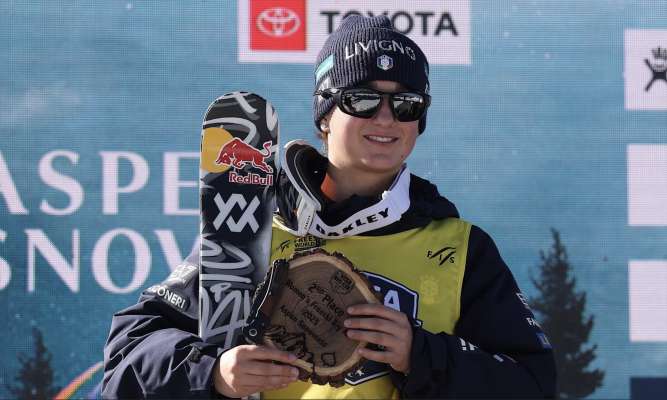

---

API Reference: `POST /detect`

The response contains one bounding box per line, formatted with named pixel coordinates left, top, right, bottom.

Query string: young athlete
left=103, top=15, right=556, bottom=399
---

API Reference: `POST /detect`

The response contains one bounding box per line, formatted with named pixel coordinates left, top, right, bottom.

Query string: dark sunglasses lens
left=392, top=93, right=427, bottom=122
left=341, top=90, right=382, bottom=118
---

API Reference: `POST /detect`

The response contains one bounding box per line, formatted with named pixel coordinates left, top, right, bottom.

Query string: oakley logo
left=256, top=7, right=301, bottom=38
left=313, top=208, right=390, bottom=237
left=213, top=193, right=260, bottom=233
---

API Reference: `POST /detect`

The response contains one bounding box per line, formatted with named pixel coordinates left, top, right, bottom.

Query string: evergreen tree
left=6, top=327, right=60, bottom=400
left=530, top=229, right=604, bottom=399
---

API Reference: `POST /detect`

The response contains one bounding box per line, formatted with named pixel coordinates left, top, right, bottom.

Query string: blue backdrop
left=1, top=1, right=666, bottom=398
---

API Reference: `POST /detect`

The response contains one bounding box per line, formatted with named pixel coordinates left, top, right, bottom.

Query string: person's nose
left=372, top=95, right=395, bottom=127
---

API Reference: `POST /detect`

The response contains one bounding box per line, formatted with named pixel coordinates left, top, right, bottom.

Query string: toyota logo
left=256, top=7, right=300, bottom=38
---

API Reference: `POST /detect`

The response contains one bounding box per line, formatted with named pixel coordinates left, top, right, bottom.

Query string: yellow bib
left=262, top=217, right=471, bottom=399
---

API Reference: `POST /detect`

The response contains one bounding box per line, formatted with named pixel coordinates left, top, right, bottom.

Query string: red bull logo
left=215, top=138, right=274, bottom=174
left=228, top=171, right=273, bottom=186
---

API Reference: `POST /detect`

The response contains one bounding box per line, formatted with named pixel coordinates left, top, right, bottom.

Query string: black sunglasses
left=314, top=87, right=431, bottom=122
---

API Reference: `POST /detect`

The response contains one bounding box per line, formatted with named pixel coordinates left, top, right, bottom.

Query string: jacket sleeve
left=102, top=261, right=227, bottom=399
left=390, top=225, right=557, bottom=398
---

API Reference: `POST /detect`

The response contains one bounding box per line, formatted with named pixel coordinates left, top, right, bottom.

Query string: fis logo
left=426, top=245, right=456, bottom=266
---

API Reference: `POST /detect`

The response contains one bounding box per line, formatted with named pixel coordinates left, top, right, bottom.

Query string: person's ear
left=320, top=118, right=329, bottom=132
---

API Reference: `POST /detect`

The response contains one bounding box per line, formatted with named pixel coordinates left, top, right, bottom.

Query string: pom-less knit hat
left=313, top=15, right=430, bottom=133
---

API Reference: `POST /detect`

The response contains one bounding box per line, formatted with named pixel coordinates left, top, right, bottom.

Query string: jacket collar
left=276, top=140, right=411, bottom=239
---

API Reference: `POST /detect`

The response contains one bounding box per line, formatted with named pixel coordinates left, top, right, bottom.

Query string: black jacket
left=103, top=161, right=556, bottom=399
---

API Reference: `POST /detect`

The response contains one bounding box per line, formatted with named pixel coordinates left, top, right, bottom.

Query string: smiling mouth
left=364, top=135, right=397, bottom=144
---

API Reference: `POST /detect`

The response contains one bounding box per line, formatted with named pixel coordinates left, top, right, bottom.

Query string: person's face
left=325, top=80, right=419, bottom=176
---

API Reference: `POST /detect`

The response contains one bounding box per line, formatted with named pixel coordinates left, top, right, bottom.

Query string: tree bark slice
left=260, top=248, right=380, bottom=387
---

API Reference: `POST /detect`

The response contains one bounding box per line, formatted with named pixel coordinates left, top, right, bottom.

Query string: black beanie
left=313, top=15, right=430, bottom=134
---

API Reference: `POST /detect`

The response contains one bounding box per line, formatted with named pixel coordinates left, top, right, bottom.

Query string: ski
left=198, top=92, right=279, bottom=349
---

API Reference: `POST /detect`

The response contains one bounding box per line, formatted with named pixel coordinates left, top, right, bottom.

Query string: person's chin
left=359, top=158, right=402, bottom=174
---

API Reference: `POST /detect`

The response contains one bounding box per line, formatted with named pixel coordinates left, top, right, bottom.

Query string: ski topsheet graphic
left=198, top=92, right=279, bottom=349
